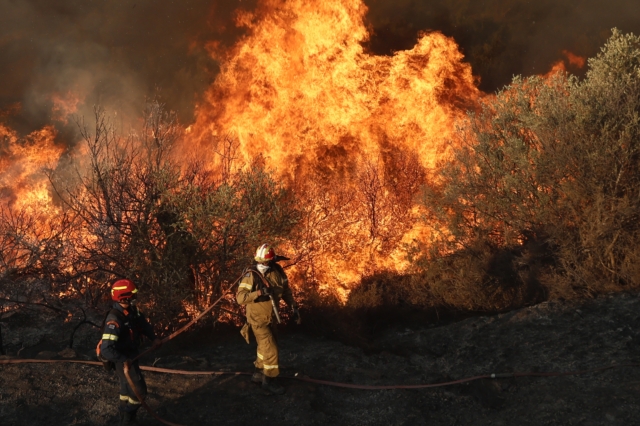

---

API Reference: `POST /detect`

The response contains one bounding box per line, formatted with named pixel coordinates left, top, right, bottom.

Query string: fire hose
left=1, top=357, right=640, bottom=425
left=122, top=276, right=243, bottom=425
left=111, top=268, right=277, bottom=425
left=3, top=271, right=640, bottom=425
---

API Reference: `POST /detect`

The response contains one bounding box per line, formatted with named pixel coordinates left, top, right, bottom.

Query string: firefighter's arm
left=236, top=274, right=262, bottom=305
left=279, top=272, right=297, bottom=309
left=137, top=309, right=157, bottom=341
left=279, top=270, right=301, bottom=324
left=100, top=317, right=128, bottom=362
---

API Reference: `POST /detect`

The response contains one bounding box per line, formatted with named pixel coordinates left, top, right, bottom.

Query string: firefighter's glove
left=292, top=307, right=302, bottom=325
left=257, top=287, right=271, bottom=296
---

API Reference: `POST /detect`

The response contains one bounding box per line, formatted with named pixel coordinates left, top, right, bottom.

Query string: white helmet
left=255, top=243, right=276, bottom=263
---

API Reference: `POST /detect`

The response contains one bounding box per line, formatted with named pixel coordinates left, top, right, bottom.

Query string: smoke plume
left=364, top=0, right=640, bottom=91
left=0, top=0, right=254, bottom=137
left=1, top=0, right=640, bottom=137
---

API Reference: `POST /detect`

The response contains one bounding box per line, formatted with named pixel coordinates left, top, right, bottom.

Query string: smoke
left=0, top=0, right=254, bottom=138
left=1, top=0, right=640, bottom=138
left=363, top=0, right=640, bottom=92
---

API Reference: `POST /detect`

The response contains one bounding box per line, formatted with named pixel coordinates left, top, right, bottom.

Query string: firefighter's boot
left=251, top=368, right=264, bottom=384
left=262, top=375, right=285, bottom=395
left=119, top=410, right=138, bottom=425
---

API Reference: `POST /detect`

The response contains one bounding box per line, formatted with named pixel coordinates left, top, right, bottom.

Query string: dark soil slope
left=1, top=292, right=640, bottom=425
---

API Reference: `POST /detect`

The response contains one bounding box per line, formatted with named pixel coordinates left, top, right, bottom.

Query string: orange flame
left=187, top=0, right=480, bottom=296
left=543, top=50, right=586, bottom=78
left=562, top=50, right=586, bottom=68
left=51, top=91, right=81, bottom=124
left=0, top=124, right=63, bottom=214
left=0, top=0, right=483, bottom=300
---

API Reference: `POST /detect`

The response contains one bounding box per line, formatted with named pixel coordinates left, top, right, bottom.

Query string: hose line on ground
left=2, top=357, right=640, bottom=424
left=2, top=272, right=639, bottom=425
left=123, top=276, right=242, bottom=425
left=2, top=358, right=639, bottom=388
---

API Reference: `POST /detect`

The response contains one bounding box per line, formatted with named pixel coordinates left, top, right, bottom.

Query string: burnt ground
left=1, top=292, right=640, bottom=426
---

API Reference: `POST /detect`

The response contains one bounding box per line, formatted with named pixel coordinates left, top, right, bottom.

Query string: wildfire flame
left=544, top=50, right=587, bottom=78
left=3, top=0, right=485, bottom=300
left=0, top=124, right=63, bottom=215
left=191, top=0, right=479, bottom=175
left=185, top=0, right=480, bottom=296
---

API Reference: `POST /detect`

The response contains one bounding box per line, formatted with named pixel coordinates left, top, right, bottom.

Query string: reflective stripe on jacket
left=236, top=263, right=295, bottom=326
left=100, top=303, right=156, bottom=362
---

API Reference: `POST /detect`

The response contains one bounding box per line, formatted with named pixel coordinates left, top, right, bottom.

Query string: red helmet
left=255, top=243, right=276, bottom=263
left=111, top=279, right=138, bottom=302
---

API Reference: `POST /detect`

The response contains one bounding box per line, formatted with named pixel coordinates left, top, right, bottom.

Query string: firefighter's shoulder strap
left=243, top=268, right=272, bottom=303
left=244, top=267, right=271, bottom=289
left=271, top=262, right=287, bottom=282
left=103, top=307, right=126, bottom=329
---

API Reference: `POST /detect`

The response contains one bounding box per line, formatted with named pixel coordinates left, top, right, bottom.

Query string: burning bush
left=2, top=18, right=640, bottom=340
left=0, top=102, right=300, bottom=329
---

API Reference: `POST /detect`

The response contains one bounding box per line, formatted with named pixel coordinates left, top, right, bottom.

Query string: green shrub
left=419, top=29, right=640, bottom=301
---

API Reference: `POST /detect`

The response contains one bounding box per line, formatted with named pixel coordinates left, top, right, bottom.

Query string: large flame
left=187, top=0, right=480, bottom=296
left=191, top=0, right=478, bottom=174
left=0, top=124, right=63, bottom=215
left=0, top=0, right=485, bottom=300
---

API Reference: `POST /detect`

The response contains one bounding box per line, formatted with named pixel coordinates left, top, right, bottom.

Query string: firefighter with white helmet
left=99, top=279, right=162, bottom=425
left=236, top=243, right=300, bottom=395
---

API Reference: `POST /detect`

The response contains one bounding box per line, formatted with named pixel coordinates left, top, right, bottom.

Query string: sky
left=1, top=0, right=639, bottom=137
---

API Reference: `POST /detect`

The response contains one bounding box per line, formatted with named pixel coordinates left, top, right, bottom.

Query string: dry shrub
left=419, top=29, right=640, bottom=305
left=348, top=236, right=548, bottom=318
left=7, top=102, right=300, bottom=330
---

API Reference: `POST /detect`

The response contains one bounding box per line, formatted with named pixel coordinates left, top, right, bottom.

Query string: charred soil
left=1, top=292, right=640, bottom=425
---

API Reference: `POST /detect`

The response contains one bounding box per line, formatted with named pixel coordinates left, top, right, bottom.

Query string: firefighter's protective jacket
left=100, top=303, right=156, bottom=362
left=236, top=263, right=296, bottom=326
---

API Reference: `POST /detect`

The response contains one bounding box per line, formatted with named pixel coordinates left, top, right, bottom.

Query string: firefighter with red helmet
left=236, top=243, right=301, bottom=395
left=100, top=279, right=161, bottom=425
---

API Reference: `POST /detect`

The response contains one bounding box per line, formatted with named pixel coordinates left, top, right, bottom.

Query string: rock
left=35, top=351, right=58, bottom=360
left=58, top=348, right=77, bottom=358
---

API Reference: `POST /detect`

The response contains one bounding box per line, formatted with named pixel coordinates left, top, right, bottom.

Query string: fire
left=51, top=91, right=81, bottom=124
left=187, top=0, right=480, bottom=296
left=562, top=50, right=586, bottom=69
left=544, top=50, right=586, bottom=78
left=0, top=124, right=63, bottom=215
left=0, top=0, right=483, bottom=302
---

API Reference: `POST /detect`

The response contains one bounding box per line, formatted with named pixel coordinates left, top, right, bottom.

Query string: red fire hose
left=123, top=276, right=243, bottom=425
left=1, top=357, right=640, bottom=425
left=2, top=273, right=640, bottom=425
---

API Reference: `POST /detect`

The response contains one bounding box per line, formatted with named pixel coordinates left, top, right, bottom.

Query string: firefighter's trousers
left=252, top=322, right=279, bottom=377
left=115, top=360, right=147, bottom=412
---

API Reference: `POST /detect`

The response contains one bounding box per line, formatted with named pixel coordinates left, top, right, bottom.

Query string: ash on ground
left=1, top=292, right=639, bottom=425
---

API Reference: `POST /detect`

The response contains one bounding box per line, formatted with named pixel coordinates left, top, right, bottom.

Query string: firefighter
left=100, top=279, right=162, bottom=425
left=236, top=243, right=301, bottom=395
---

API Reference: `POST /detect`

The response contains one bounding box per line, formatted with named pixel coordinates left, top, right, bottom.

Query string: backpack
left=95, top=308, right=126, bottom=371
